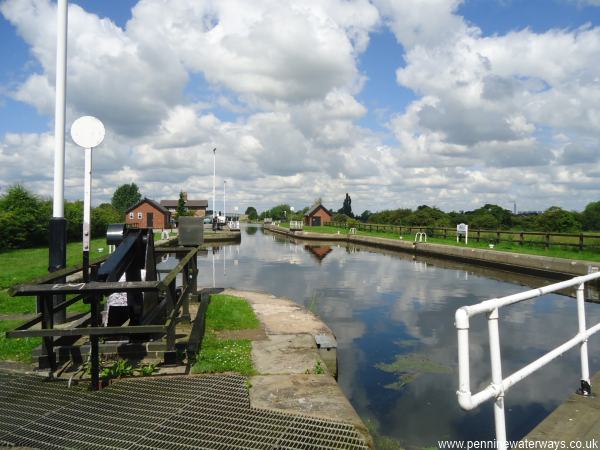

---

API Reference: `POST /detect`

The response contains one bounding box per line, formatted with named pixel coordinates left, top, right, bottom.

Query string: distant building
left=160, top=192, right=208, bottom=218
left=125, top=198, right=171, bottom=229
left=304, top=203, right=332, bottom=227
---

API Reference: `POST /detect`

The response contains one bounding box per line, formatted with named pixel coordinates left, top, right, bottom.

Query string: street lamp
left=223, top=180, right=227, bottom=222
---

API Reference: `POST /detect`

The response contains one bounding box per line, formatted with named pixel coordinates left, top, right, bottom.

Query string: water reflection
left=305, top=245, right=333, bottom=263
left=189, top=225, right=600, bottom=448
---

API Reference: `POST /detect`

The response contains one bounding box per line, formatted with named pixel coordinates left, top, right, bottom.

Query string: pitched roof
left=160, top=199, right=208, bottom=208
left=305, top=203, right=332, bottom=217
left=125, top=197, right=171, bottom=215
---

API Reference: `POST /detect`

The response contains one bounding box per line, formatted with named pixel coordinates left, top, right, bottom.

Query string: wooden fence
left=324, top=222, right=600, bottom=251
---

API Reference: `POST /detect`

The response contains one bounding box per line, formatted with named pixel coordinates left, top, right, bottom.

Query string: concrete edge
left=220, top=288, right=374, bottom=449
left=264, top=224, right=600, bottom=278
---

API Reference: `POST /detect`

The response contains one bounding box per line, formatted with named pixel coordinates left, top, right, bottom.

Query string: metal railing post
left=488, top=307, right=507, bottom=449
left=576, top=282, right=592, bottom=395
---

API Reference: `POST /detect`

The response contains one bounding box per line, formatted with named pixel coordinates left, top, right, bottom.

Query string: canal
left=197, top=225, right=600, bottom=448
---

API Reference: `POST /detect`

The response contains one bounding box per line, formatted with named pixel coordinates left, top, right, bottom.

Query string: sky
left=1, top=0, right=600, bottom=215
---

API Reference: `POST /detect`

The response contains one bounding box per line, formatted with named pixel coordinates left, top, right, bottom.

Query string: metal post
left=83, top=147, right=92, bottom=281
left=576, top=282, right=592, bottom=395
left=49, top=0, right=69, bottom=324
left=488, top=308, right=507, bottom=450
left=223, top=180, right=226, bottom=223
left=53, top=0, right=68, bottom=219
left=90, top=295, right=100, bottom=390
left=212, top=148, right=216, bottom=218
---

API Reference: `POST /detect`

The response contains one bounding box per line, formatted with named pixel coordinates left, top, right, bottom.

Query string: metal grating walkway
left=0, top=371, right=368, bottom=449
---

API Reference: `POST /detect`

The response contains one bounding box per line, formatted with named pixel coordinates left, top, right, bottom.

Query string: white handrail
left=455, top=271, right=600, bottom=449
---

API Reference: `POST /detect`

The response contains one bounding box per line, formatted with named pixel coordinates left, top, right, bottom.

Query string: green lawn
left=0, top=320, right=40, bottom=362
left=0, top=238, right=108, bottom=362
left=0, top=237, right=107, bottom=315
left=293, top=225, right=600, bottom=262
left=192, top=294, right=259, bottom=376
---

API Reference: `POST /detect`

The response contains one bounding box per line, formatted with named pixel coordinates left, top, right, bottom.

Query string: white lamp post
left=212, top=148, right=216, bottom=218
left=223, top=180, right=227, bottom=221
left=70, top=116, right=105, bottom=280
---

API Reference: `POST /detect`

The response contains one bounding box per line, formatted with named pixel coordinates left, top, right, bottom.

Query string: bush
left=0, top=185, right=51, bottom=250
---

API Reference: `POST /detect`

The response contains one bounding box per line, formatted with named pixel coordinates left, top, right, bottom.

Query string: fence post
left=520, top=232, right=524, bottom=246
left=496, top=231, right=501, bottom=243
left=477, top=230, right=480, bottom=242
left=545, top=233, right=550, bottom=249
left=444, top=228, right=448, bottom=239
left=579, top=233, right=584, bottom=251
left=576, top=282, right=592, bottom=395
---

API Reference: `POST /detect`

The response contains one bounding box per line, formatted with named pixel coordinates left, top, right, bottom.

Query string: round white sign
left=70, top=116, right=105, bottom=149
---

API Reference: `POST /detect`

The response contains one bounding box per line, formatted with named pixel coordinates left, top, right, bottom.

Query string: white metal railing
left=290, top=220, right=304, bottom=231
left=455, top=271, right=600, bottom=449
left=415, top=232, right=427, bottom=242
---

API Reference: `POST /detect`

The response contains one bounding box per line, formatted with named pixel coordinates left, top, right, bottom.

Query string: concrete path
left=525, top=371, right=600, bottom=441
left=223, top=288, right=373, bottom=448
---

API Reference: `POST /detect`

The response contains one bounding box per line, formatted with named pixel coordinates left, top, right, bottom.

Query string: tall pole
left=212, top=148, right=216, bottom=218
left=223, top=180, right=226, bottom=221
left=48, top=0, right=68, bottom=323
left=53, top=0, right=68, bottom=219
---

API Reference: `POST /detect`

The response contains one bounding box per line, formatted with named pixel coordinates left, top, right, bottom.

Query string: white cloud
left=1, top=0, right=600, bottom=214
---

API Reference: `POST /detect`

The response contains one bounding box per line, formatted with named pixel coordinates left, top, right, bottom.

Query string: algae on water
left=375, top=353, right=453, bottom=390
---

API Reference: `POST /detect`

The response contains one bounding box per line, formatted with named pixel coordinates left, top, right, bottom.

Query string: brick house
left=160, top=192, right=208, bottom=218
left=304, top=203, right=333, bottom=227
left=125, top=198, right=172, bottom=229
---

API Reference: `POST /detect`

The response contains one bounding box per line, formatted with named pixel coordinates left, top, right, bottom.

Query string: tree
left=176, top=191, right=188, bottom=218
left=245, top=206, right=258, bottom=221
left=582, top=201, right=600, bottom=231
left=468, top=204, right=512, bottom=228
left=0, top=184, right=51, bottom=249
left=535, top=206, right=581, bottom=233
left=111, top=183, right=141, bottom=214
left=469, top=213, right=499, bottom=230
left=338, top=193, right=353, bottom=218
left=332, top=213, right=350, bottom=223
left=359, top=210, right=372, bottom=222
left=91, top=203, right=121, bottom=237
left=407, top=205, right=450, bottom=227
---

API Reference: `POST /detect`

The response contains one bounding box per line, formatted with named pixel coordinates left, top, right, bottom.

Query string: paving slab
left=250, top=373, right=372, bottom=446
left=253, top=334, right=322, bottom=375
left=224, top=288, right=333, bottom=336
left=525, top=371, right=600, bottom=441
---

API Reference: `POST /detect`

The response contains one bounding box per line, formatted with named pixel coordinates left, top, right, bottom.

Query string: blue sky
left=1, top=0, right=599, bottom=213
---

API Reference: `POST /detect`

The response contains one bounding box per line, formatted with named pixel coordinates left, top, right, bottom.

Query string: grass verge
left=0, top=237, right=107, bottom=316
left=0, top=320, right=40, bottom=362
left=192, top=294, right=260, bottom=376
left=0, top=238, right=107, bottom=361
left=295, top=225, right=600, bottom=262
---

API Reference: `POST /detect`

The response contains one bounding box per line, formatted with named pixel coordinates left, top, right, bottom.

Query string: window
left=129, top=212, right=134, bottom=219
left=137, top=212, right=143, bottom=220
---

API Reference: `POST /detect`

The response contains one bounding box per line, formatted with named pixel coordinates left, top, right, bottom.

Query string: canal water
left=197, top=225, right=600, bottom=448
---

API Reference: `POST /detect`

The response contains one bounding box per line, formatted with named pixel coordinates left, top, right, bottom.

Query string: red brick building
left=304, top=203, right=332, bottom=226
left=125, top=198, right=172, bottom=229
